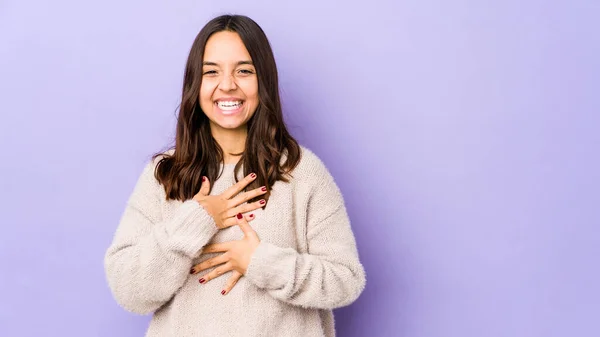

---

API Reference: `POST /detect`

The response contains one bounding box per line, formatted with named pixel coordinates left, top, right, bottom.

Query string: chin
left=212, top=118, right=248, bottom=130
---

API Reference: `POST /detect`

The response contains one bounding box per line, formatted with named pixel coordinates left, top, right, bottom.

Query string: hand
left=193, top=172, right=267, bottom=229
left=191, top=213, right=260, bottom=295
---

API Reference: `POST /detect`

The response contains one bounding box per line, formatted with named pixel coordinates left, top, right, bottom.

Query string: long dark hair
left=153, top=14, right=301, bottom=202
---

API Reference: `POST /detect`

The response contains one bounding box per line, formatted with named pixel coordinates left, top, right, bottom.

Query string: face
left=199, top=31, right=259, bottom=133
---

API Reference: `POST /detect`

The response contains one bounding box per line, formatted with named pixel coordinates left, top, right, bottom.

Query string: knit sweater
left=104, top=146, right=366, bottom=337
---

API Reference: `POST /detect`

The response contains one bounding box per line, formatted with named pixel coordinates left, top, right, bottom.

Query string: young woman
left=104, top=14, right=365, bottom=337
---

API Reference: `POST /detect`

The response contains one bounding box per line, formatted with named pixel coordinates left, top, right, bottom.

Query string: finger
left=190, top=253, right=229, bottom=274
left=198, top=262, right=233, bottom=284
left=199, top=176, right=210, bottom=196
left=221, top=172, right=257, bottom=199
left=221, top=271, right=243, bottom=295
left=236, top=213, right=256, bottom=237
left=227, top=186, right=267, bottom=208
left=226, top=199, right=265, bottom=218
left=202, top=242, right=233, bottom=253
left=222, top=213, right=255, bottom=228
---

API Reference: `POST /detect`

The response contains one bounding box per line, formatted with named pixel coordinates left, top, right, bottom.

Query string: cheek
left=199, top=83, right=215, bottom=107
left=199, top=85, right=210, bottom=100
left=242, top=80, right=259, bottom=102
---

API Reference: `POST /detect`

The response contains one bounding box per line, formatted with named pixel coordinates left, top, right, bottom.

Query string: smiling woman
left=200, top=31, right=259, bottom=132
left=104, top=14, right=366, bottom=337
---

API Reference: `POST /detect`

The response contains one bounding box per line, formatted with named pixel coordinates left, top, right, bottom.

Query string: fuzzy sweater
left=104, top=147, right=366, bottom=337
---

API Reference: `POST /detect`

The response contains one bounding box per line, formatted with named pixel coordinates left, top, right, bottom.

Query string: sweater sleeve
left=244, top=157, right=366, bottom=309
left=104, top=161, right=218, bottom=315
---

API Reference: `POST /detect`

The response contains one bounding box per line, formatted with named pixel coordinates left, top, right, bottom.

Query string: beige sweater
left=104, top=147, right=366, bottom=337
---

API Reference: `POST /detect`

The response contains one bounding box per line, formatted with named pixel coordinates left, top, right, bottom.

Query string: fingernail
left=202, top=176, right=206, bottom=182
left=249, top=214, right=254, bottom=218
left=199, top=278, right=206, bottom=284
left=261, top=187, right=267, bottom=192
left=190, top=268, right=195, bottom=274
left=250, top=173, right=256, bottom=178
left=237, top=213, right=243, bottom=219
left=221, top=290, right=226, bottom=295
left=259, top=200, right=266, bottom=205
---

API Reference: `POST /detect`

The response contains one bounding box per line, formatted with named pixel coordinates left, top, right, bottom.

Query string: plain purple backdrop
left=1, top=1, right=598, bottom=336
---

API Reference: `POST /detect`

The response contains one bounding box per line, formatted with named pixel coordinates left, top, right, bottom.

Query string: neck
left=210, top=124, right=247, bottom=164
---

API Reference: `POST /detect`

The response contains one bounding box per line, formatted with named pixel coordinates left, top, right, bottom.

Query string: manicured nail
left=250, top=173, right=256, bottom=178
left=261, top=186, right=267, bottom=192
left=202, top=176, right=206, bottom=182
left=221, top=290, right=226, bottom=295
left=249, top=214, right=254, bottom=218
left=259, top=200, right=266, bottom=205
left=199, top=278, right=206, bottom=284
left=237, top=213, right=243, bottom=219
left=190, top=268, right=195, bottom=274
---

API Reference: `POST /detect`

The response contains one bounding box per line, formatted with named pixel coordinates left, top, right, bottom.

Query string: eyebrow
left=202, top=61, right=254, bottom=66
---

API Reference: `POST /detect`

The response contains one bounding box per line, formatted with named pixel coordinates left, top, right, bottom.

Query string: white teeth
left=217, top=101, right=243, bottom=110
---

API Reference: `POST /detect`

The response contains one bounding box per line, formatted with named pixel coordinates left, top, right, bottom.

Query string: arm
left=244, top=159, right=366, bottom=309
left=104, top=162, right=217, bottom=314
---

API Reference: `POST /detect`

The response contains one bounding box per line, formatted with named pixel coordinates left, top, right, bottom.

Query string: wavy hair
left=152, top=14, right=301, bottom=202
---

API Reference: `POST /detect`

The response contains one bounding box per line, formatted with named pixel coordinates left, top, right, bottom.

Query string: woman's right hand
left=193, top=172, right=267, bottom=229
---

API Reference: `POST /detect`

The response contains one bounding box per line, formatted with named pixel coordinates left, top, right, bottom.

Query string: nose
left=218, top=74, right=237, bottom=91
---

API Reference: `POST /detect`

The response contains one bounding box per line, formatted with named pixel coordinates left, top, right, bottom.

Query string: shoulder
left=291, top=146, right=347, bottom=211
left=153, top=148, right=175, bottom=165
left=294, top=146, right=327, bottom=174
left=290, top=145, right=336, bottom=186
left=139, top=148, right=174, bottom=180
left=131, top=148, right=175, bottom=200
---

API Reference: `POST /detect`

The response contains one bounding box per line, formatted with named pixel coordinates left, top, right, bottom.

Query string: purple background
left=1, top=1, right=598, bottom=336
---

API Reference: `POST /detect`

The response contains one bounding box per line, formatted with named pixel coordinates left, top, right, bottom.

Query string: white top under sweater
left=104, top=146, right=366, bottom=337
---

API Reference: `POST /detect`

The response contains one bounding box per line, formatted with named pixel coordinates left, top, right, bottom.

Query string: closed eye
left=203, top=70, right=217, bottom=75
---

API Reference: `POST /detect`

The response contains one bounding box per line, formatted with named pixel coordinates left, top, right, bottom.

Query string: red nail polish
left=199, top=278, right=206, bottom=284
left=259, top=200, right=266, bottom=205
left=190, top=268, right=195, bottom=274
left=250, top=173, right=256, bottom=178
left=237, top=213, right=243, bottom=219
left=221, top=290, right=226, bottom=295
left=261, top=187, right=267, bottom=192
left=202, top=176, right=206, bottom=182
left=249, top=214, right=254, bottom=218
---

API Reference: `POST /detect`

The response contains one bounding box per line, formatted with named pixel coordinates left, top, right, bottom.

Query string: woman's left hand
left=191, top=213, right=260, bottom=294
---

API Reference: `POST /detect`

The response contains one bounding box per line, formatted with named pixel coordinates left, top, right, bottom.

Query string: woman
left=104, top=14, right=365, bottom=337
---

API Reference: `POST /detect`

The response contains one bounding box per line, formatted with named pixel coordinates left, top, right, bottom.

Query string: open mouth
left=215, top=100, right=244, bottom=111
